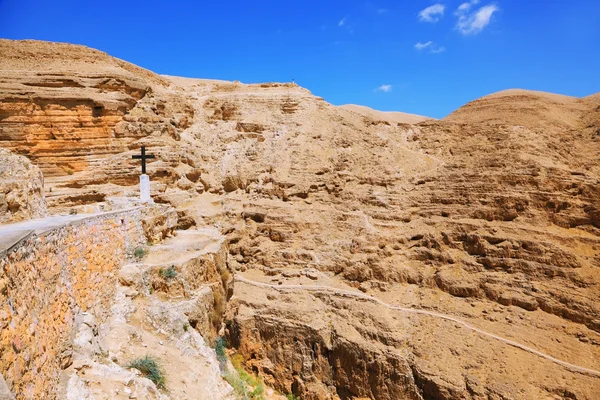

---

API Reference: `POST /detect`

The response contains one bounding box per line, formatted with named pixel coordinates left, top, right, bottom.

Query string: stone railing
left=0, top=208, right=146, bottom=399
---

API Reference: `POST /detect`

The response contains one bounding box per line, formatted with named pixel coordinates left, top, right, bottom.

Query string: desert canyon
left=0, top=39, right=599, bottom=400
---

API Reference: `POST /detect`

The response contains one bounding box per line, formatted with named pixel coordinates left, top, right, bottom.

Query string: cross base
left=140, top=174, right=151, bottom=203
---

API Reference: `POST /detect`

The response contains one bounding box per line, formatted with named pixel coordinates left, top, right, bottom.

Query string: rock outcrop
left=0, top=149, right=47, bottom=223
left=0, top=40, right=193, bottom=212
left=58, top=228, right=234, bottom=400
left=1, top=39, right=599, bottom=400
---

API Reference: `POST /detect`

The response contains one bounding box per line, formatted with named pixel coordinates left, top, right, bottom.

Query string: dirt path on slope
left=235, top=276, right=600, bottom=378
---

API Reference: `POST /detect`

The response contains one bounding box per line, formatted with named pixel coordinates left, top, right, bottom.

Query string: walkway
left=0, top=208, right=139, bottom=256
left=235, top=276, right=600, bottom=377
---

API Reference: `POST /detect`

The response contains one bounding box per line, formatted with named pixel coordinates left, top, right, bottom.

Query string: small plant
left=160, top=265, right=178, bottom=280
left=134, top=247, right=147, bottom=259
left=215, top=337, right=228, bottom=365
left=286, top=395, right=300, bottom=400
left=249, top=381, right=264, bottom=399
left=209, top=288, right=226, bottom=328
left=183, top=323, right=190, bottom=332
left=238, top=369, right=259, bottom=387
left=220, top=268, right=232, bottom=286
left=223, top=370, right=265, bottom=400
left=128, top=356, right=165, bottom=389
left=231, top=354, right=244, bottom=370
left=224, top=371, right=249, bottom=400
left=216, top=339, right=266, bottom=399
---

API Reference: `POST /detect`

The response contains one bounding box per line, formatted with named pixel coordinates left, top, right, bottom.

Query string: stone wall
left=0, top=208, right=145, bottom=399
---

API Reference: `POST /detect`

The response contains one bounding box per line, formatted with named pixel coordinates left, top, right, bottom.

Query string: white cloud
left=455, top=1, right=499, bottom=35
left=338, top=17, right=347, bottom=27
left=375, top=84, right=392, bottom=92
left=414, top=41, right=433, bottom=50
left=418, top=4, right=446, bottom=23
left=457, top=0, right=479, bottom=12
left=414, top=41, right=446, bottom=53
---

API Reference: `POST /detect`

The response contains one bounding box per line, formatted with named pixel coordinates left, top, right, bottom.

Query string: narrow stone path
left=235, top=276, right=600, bottom=378
left=0, top=208, right=139, bottom=254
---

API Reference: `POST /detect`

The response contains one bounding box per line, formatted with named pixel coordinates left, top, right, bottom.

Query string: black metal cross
left=132, top=146, right=155, bottom=175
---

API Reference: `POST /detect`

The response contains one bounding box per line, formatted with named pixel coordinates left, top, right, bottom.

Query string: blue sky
left=1, top=0, right=599, bottom=118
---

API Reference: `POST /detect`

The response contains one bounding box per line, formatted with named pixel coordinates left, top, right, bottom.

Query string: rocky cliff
left=0, top=40, right=193, bottom=211
left=0, top=149, right=46, bottom=223
left=0, top=39, right=599, bottom=400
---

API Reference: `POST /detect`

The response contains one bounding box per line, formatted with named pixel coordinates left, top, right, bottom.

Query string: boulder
left=140, top=203, right=178, bottom=244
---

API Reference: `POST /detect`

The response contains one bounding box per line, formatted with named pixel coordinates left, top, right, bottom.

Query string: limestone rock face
left=0, top=40, right=194, bottom=211
left=0, top=148, right=47, bottom=223
left=140, top=203, right=178, bottom=244
left=1, top=39, right=600, bottom=400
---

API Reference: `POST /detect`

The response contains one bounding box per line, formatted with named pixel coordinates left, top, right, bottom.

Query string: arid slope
left=339, top=104, right=432, bottom=124
left=0, top=40, right=599, bottom=400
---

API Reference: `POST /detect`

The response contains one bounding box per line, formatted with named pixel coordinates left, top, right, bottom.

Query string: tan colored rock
left=1, top=39, right=600, bottom=400
left=0, top=148, right=47, bottom=223
left=118, top=264, right=143, bottom=287
left=140, top=203, right=178, bottom=244
left=0, top=374, right=15, bottom=400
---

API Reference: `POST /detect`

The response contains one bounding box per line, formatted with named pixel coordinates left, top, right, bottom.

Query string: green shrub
left=128, top=356, right=165, bottom=388
left=250, top=382, right=265, bottom=398
left=224, top=370, right=265, bottom=400
left=134, top=247, right=147, bottom=259
left=217, top=342, right=266, bottom=399
left=183, top=323, right=190, bottom=332
left=215, top=337, right=227, bottom=364
left=224, top=371, right=249, bottom=400
left=238, top=369, right=258, bottom=387
left=286, top=395, right=300, bottom=400
left=161, top=265, right=178, bottom=280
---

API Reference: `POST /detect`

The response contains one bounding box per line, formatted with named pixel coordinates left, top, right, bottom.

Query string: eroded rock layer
left=0, top=148, right=46, bottom=223
left=1, top=39, right=599, bottom=400
left=0, top=40, right=193, bottom=211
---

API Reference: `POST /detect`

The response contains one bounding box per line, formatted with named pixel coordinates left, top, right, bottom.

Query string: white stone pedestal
left=140, top=174, right=151, bottom=202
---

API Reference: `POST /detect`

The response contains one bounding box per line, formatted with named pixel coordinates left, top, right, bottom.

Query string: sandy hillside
left=585, top=92, right=600, bottom=102
left=339, top=103, right=432, bottom=124
left=0, top=39, right=599, bottom=400
left=444, top=88, right=598, bottom=130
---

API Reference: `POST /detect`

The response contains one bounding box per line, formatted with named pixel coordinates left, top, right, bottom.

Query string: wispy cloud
left=414, top=41, right=433, bottom=50
left=414, top=41, right=446, bottom=53
left=374, top=84, right=392, bottom=93
left=457, top=0, right=478, bottom=11
left=455, top=1, right=499, bottom=35
left=338, top=17, right=347, bottom=27
left=418, top=4, right=446, bottom=23
left=377, top=8, right=388, bottom=14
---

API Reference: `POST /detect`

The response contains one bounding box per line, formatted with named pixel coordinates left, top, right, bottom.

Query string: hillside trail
left=235, top=276, right=600, bottom=378
left=0, top=208, right=139, bottom=254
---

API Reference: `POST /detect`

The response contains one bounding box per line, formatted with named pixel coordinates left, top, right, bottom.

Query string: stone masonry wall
left=0, top=208, right=145, bottom=399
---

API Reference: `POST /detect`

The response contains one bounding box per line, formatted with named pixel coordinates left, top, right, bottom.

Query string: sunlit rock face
left=0, top=148, right=47, bottom=223
left=1, top=39, right=599, bottom=400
